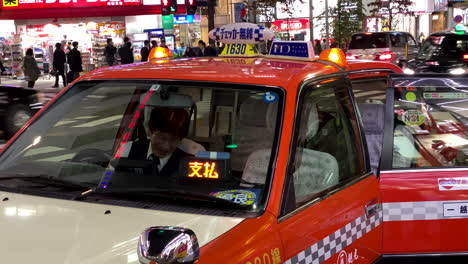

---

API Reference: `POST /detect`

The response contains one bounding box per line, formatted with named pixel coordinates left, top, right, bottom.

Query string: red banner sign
left=272, top=19, right=309, bottom=32
left=2, top=0, right=142, bottom=9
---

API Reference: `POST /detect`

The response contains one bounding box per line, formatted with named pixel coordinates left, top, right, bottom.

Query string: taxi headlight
left=403, top=68, right=415, bottom=75
left=449, top=68, right=466, bottom=75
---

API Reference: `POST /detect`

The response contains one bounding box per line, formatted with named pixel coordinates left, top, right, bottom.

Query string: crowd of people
left=20, top=41, right=83, bottom=88
left=19, top=36, right=224, bottom=88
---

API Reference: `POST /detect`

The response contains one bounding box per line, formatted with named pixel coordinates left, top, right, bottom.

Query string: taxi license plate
left=443, top=202, right=468, bottom=217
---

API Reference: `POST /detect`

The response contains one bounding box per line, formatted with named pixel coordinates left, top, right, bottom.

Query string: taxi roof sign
left=209, top=23, right=275, bottom=44
left=268, top=41, right=315, bottom=61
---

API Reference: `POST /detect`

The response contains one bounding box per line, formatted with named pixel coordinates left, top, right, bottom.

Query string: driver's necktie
left=150, top=154, right=160, bottom=176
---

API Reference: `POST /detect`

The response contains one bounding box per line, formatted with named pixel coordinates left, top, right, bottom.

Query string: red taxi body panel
left=278, top=175, right=382, bottom=264
left=381, top=169, right=468, bottom=254
left=378, top=74, right=468, bottom=258
left=199, top=211, right=285, bottom=263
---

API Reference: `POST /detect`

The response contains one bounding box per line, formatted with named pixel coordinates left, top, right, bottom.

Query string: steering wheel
left=70, top=148, right=112, bottom=167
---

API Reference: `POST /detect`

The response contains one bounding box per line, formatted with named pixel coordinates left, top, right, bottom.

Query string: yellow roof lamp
left=318, top=48, right=348, bottom=68
left=148, top=47, right=174, bottom=62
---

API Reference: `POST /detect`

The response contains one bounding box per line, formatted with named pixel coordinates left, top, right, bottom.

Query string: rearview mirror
left=138, top=226, right=200, bottom=264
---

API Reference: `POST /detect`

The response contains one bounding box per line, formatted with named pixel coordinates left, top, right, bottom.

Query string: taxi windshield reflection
left=0, top=81, right=282, bottom=211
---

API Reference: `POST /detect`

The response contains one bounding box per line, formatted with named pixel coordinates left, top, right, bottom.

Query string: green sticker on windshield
left=401, top=110, right=425, bottom=126
left=406, top=92, right=417, bottom=102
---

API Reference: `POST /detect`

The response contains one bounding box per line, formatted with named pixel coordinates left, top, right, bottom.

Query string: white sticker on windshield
left=400, top=109, right=425, bottom=126
left=424, top=92, right=468, bottom=99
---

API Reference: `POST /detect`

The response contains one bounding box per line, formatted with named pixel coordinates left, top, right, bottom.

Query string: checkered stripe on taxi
left=283, top=209, right=382, bottom=264
left=383, top=201, right=442, bottom=221
left=383, top=200, right=468, bottom=221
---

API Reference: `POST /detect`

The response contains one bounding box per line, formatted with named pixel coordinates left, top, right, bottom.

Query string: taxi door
left=278, top=75, right=382, bottom=264
left=379, top=74, right=468, bottom=259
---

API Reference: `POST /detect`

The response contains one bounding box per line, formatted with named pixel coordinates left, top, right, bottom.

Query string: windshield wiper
left=75, top=187, right=250, bottom=210
left=0, top=174, right=92, bottom=190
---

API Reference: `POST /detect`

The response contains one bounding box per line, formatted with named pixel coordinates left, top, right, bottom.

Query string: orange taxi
left=0, top=23, right=465, bottom=264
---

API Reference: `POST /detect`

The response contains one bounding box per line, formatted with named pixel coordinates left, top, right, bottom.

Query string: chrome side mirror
left=138, top=226, right=200, bottom=264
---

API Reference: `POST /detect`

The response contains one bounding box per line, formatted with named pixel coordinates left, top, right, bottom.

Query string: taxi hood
left=0, top=191, right=244, bottom=263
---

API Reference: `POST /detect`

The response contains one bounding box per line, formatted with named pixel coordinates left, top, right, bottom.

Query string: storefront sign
left=98, top=22, right=125, bottom=35
left=271, top=19, right=309, bottom=32
left=276, top=0, right=310, bottom=19
left=162, top=14, right=174, bottom=35
left=434, top=0, right=448, bottom=11
left=174, top=15, right=200, bottom=24
left=2, top=0, right=142, bottom=9
left=410, top=0, right=434, bottom=13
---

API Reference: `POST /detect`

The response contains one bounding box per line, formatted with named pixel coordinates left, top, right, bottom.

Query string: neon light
left=188, top=161, right=219, bottom=179
left=226, top=144, right=238, bottom=149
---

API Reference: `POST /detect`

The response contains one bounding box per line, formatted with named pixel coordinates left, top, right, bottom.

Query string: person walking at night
left=68, top=41, right=83, bottom=82
left=140, top=40, right=150, bottom=62
left=104, top=38, right=117, bottom=66
left=119, top=42, right=134, bottom=64
left=52, top=43, right=66, bottom=88
left=22, top=48, right=40, bottom=88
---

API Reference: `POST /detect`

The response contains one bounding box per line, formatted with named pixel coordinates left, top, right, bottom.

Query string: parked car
left=0, top=85, right=42, bottom=139
left=403, top=31, right=468, bottom=74
left=346, top=31, right=419, bottom=66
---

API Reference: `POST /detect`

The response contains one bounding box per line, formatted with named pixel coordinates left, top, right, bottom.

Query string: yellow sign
left=221, top=43, right=259, bottom=57
left=188, top=161, right=219, bottom=179
left=3, top=0, right=18, bottom=7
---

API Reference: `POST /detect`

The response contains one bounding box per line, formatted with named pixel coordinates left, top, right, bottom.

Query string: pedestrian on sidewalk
left=22, top=48, right=40, bottom=88
left=52, top=43, right=66, bottom=88
left=67, top=41, right=83, bottom=82
left=160, top=39, right=168, bottom=49
left=198, top=40, right=217, bottom=56
left=119, top=42, right=134, bottom=64
left=104, top=38, right=117, bottom=66
left=140, top=40, right=150, bottom=62
left=150, top=40, right=158, bottom=53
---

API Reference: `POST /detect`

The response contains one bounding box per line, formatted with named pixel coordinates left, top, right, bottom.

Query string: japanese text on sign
left=209, top=23, right=275, bottom=44
left=188, top=162, right=219, bottom=179
left=443, top=202, right=468, bottom=217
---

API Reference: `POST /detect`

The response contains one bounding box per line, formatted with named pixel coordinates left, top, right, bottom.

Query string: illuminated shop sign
left=2, top=0, right=142, bottom=9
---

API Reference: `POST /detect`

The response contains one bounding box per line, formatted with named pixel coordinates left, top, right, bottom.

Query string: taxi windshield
left=0, top=81, right=283, bottom=211
left=391, top=78, right=468, bottom=168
